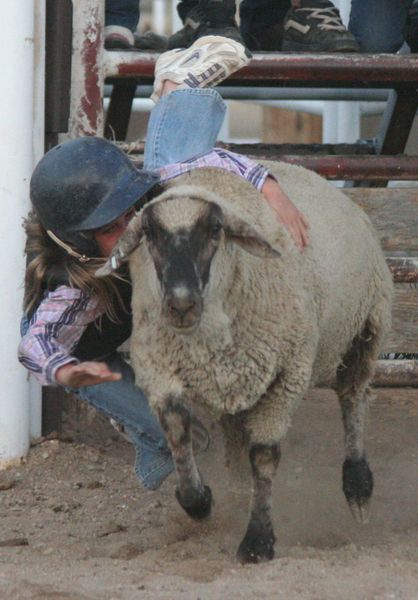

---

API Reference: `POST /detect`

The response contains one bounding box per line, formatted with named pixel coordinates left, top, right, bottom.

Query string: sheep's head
left=96, top=186, right=279, bottom=332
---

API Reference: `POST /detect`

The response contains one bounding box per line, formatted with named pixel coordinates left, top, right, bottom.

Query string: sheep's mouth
left=167, top=317, right=201, bottom=333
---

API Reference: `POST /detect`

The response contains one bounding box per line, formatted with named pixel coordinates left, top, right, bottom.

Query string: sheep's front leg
left=237, top=443, right=281, bottom=564
left=158, top=396, right=212, bottom=520
left=236, top=357, right=313, bottom=563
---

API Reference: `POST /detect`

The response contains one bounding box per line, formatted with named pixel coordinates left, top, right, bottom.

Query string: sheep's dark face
left=95, top=189, right=281, bottom=330
left=143, top=200, right=223, bottom=331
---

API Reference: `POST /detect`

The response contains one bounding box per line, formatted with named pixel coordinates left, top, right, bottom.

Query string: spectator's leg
left=349, top=0, right=412, bottom=53
left=105, top=0, right=140, bottom=49
left=240, top=0, right=290, bottom=51
left=105, top=0, right=140, bottom=31
left=167, top=0, right=245, bottom=49
left=405, top=0, right=418, bottom=51
left=177, top=0, right=200, bottom=21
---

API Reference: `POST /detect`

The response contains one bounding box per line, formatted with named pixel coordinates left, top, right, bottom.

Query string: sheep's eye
left=210, top=222, right=222, bottom=238
left=142, top=225, right=152, bottom=240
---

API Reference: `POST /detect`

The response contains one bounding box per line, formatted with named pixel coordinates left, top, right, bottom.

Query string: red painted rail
left=105, top=52, right=418, bottom=87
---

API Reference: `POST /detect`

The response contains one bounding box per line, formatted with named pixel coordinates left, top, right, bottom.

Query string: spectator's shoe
left=134, top=30, right=168, bottom=51
left=104, top=25, right=134, bottom=50
left=242, top=23, right=285, bottom=52
left=167, top=0, right=245, bottom=50
left=240, top=1, right=290, bottom=51
left=282, top=0, right=359, bottom=52
left=151, top=35, right=251, bottom=102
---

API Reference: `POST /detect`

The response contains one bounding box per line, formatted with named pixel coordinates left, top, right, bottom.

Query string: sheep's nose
left=167, top=295, right=196, bottom=318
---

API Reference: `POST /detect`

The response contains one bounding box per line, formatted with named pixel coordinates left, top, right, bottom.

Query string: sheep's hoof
left=348, top=499, right=371, bottom=524
left=343, top=457, right=373, bottom=524
left=236, top=528, right=276, bottom=564
left=175, top=485, right=212, bottom=520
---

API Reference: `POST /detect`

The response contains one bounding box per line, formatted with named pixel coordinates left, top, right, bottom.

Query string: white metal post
left=0, top=1, right=41, bottom=466
left=322, top=0, right=360, bottom=144
left=152, top=0, right=166, bottom=35
left=337, top=100, right=361, bottom=143
left=30, top=0, right=47, bottom=439
left=322, top=101, right=339, bottom=143
left=69, top=0, right=105, bottom=137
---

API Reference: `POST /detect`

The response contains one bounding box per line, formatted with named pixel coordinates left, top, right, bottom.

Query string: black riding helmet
left=30, top=137, right=160, bottom=257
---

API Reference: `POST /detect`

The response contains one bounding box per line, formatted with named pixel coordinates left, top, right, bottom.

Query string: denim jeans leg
left=349, top=0, right=412, bottom=53
left=240, top=0, right=290, bottom=39
left=70, top=352, right=174, bottom=490
left=105, top=0, right=140, bottom=31
left=126, top=427, right=174, bottom=491
left=143, top=88, right=226, bottom=170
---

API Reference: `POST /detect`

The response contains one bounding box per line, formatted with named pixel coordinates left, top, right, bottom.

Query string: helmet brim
left=66, top=170, right=160, bottom=232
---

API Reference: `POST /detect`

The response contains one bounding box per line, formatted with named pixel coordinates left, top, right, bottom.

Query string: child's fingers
left=71, top=363, right=122, bottom=386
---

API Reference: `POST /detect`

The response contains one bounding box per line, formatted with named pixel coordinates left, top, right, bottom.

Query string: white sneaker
left=151, top=35, right=251, bottom=103
left=104, top=25, right=134, bottom=50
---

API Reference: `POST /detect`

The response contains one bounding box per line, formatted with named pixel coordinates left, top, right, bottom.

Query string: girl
left=19, top=37, right=309, bottom=490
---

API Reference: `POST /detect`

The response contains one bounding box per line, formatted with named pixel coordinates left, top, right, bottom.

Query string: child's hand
left=55, top=361, right=122, bottom=388
left=262, top=176, right=310, bottom=251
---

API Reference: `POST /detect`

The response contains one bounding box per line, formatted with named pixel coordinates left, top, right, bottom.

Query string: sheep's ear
left=95, top=214, right=144, bottom=277
left=223, top=212, right=280, bottom=259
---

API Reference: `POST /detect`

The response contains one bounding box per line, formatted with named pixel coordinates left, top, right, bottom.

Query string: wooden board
left=346, top=187, right=418, bottom=252
left=385, top=284, right=418, bottom=354
left=262, top=107, right=322, bottom=145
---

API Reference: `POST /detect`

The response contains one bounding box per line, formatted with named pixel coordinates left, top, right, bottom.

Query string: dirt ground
left=0, top=387, right=417, bottom=600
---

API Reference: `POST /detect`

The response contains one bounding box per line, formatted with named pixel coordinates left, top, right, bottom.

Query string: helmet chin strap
left=46, top=230, right=102, bottom=264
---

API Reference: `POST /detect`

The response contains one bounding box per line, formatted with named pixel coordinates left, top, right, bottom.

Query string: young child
left=18, top=38, right=309, bottom=491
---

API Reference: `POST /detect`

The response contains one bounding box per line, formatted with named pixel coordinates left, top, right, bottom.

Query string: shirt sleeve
left=158, top=148, right=271, bottom=191
left=18, top=285, right=100, bottom=386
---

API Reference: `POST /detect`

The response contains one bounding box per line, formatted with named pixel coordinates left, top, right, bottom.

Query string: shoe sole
left=105, top=39, right=132, bottom=50
left=282, top=39, right=359, bottom=52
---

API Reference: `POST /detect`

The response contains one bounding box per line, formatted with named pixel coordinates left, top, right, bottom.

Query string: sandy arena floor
left=0, top=387, right=417, bottom=600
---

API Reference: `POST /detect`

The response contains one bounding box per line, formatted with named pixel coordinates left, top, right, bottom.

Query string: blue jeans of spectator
left=105, top=0, right=140, bottom=32
left=239, top=0, right=413, bottom=53
left=22, top=88, right=225, bottom=490
left=349, top=0, right=413, bottom=52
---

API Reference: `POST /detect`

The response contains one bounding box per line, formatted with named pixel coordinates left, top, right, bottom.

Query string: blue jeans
left=105, top=0, right=140, bottom=32
left=239, top=0, right=413, bottom=53
left=21, top=315, right=170, bottom=490
left=26, top=88, right=225, bottom=490
left=70, top=353, right=174, bottom=490
left=348, top=0, right=413, bottom=53
left=144, top=88, right=226, bottom=170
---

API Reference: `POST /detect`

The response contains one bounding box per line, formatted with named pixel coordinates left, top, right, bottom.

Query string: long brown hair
left=23, top=211, right=128, bottom=321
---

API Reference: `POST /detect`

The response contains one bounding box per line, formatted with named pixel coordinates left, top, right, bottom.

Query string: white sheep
left=97, top=162, right=393, bottom=564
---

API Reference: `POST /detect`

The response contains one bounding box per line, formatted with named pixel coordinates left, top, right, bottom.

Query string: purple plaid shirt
left=18, top=149, right=271, bottom=385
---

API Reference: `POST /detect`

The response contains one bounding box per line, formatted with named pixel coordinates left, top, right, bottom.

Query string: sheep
left=97, top=162, right=393, bottom=564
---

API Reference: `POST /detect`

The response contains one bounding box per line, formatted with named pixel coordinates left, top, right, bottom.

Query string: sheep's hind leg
left=236, top=443, right=281, bottom=564
left=158, top=396, right=211, bottom=520
left=335, top=316, right=382, bottom=524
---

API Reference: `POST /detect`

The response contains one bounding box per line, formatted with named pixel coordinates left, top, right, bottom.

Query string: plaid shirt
left=18, top=149, right=270, bottom=386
